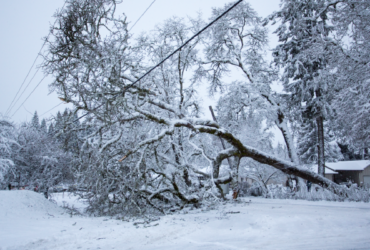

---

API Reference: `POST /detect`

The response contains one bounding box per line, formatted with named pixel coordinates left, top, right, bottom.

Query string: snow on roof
left=311, top=165, right=338, bottom=175
left=325, top=160, right=370, bottom=171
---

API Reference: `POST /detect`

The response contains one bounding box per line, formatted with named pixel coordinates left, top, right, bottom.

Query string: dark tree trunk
left=316, top=115, right=325, bottom=176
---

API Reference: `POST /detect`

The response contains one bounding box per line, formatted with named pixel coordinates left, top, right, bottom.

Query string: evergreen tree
left=270, top=0, right=335, bottom=176
left=298, top=119, right=343, bottom=164
left=40, top=119, right=47, bottom=134
left=31, top=111, right=40, bottom=130
left=48, top=123, right=54, bottom=137
left=328, top=0, right=370, bottom=155
left=54, top=111, right=65, bottom=143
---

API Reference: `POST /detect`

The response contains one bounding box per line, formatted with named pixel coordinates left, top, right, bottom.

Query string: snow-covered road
left=1, top=191, right=370, bottom=250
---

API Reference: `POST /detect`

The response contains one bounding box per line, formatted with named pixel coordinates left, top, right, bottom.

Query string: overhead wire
left=40, top=102, right=65, bottom=117
left=129, top=0, right=157, bottom=32
left=43, top=1, right=159, bottom=135
left=6, top=1, right=67, bottom=117
left=5, top=54, right=42, bottom=116
left=8, top=0, right=153, bottom=120
left=6, top=68, right=41, bottom=116
left=71, top=0, right=243, bottom=124
left=10, top=75, right=47, bottom=118
left=124, top=0, right=243, bottom=91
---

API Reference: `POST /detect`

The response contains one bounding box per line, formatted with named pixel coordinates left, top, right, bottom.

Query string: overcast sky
left=0, top=0, right=280, bottom=124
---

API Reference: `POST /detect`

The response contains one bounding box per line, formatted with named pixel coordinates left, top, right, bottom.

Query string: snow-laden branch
left=99, top=129, right=123, bottom=154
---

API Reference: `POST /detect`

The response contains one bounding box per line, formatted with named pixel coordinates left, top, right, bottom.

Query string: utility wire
left=6, top=67, right=41, bottom=116
left=129, top=0, right=157, bottom=32
left=10, top=76, right=47, bottom=118
left=8, top=0, right=153, bottom=120
left=68, top=0, right=243, bottom=123
left=5, top=54, right=42, bottom=116
left=40, top=102, right=64, bottom=117
left=5, top=1, right=67, bottom=117
left=124, top=0, right=243, bottom=92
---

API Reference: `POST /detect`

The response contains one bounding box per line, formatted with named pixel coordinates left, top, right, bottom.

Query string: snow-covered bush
left=0, top=117, right=17, bottom=183
left=264, top=183, right=370, bottom=202
left=3, top=118, right=74, bottom=191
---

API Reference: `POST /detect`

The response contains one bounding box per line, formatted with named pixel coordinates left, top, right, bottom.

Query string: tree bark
left=316, top=115, right=325, bottom=176
left=209, top=106, right=233, bottom=171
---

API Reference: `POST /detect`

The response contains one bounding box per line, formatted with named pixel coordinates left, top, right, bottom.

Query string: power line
left=5, top=1, right=67, bottom=117
left=124, top=0, right=243, bottom=92
left=36, top=1, right=159, bottom=131
left=6, top=67, right=41, bottom=116
left=129, top=0, right=157, bottom=32
left=10, top=75, right=47, bottom=118
left=70, top=0, right=243, bottom=124
left=5, top=53, right=42, bottom=116
left=8, top=0, right=152, bottom=120
left=22, top=105, right=34, bottom=116
left=40, top=102, right=64, bottom=117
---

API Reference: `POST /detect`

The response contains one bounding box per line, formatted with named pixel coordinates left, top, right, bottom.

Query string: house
left=325, top=160, right=370, bottom=187
left=310, top=165, right=338, bottom=182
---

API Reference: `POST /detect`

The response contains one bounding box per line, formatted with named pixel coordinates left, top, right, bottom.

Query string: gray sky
left=0, top=0, right=280, bottom=124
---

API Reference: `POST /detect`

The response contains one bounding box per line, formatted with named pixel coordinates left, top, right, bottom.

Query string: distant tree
left=54, top=112, right=63, bottom=134
left=6, top=121, right=73, bottom=191
left=31, top=111, right=40, bottom=130
left=47, top=123, right=54, bottom=137
left=337, top=143, right=366, bottom=161
left=40, top=119, right=47, bottom=134
left=328, top=0, right=370, bottom=155
left=298, top=119, right=343, bottom=164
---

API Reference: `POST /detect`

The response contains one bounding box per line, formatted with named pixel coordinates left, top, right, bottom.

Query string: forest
left=1, top=0, right=369, bottom=216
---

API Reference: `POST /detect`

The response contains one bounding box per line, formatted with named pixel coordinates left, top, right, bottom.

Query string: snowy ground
left=1, top=191, right=370, bottom=250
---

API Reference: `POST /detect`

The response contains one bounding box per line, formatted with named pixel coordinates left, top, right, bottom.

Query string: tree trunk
left=316, top=116, right=325, bottom=176
left=209, top=106, right=233, bottom=170
left=276, top=112, right=300, bottom=165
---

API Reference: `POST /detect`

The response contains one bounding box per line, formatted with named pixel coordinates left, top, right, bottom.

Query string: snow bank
left=2, top=191, right=370, bottom=250
left=0, top=190, right=65, bottom=218
left=0, top=191, right=67, bottom=249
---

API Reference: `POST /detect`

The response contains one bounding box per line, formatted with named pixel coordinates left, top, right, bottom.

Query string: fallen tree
left=42, top=0, right=368, bottom=216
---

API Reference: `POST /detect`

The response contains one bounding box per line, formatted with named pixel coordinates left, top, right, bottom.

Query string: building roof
left=311, top=165, right=338, bottom=175
left=325, top=160, right=370, bottom=171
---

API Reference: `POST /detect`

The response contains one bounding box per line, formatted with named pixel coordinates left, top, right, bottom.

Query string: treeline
left=0, top=110, right=83, bottom=191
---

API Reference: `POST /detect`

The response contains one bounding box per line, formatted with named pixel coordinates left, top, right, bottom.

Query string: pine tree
left=54, top=111, right=63, bottom=132
left=40, top=119, right=47, bottom=134
left=298, top=119, right=343, bottom=164
left=31, top=111, right=40, bottom=130
left=270, top=0, right=335, bottom=176
left=328, top=0, right=370, bottom=154
left=48, top=123, right=54, bottom=137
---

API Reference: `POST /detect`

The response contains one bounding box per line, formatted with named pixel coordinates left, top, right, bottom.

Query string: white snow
left=326, top=160, right=370, bottom=171
left=1, top=190, right=370, bottom=250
